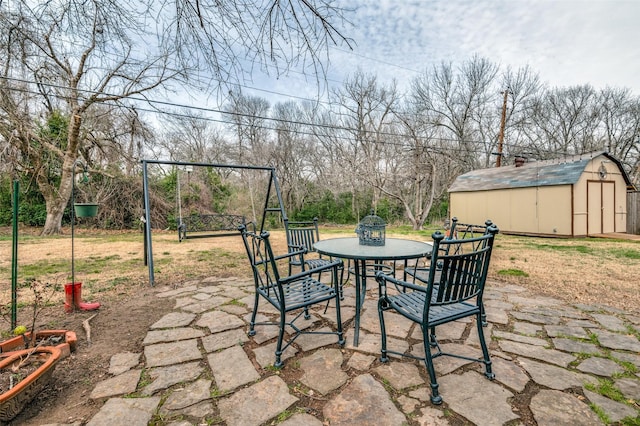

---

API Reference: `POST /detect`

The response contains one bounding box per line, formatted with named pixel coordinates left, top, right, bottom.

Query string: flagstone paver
left=374, top=361, right=424, bottom=390
left=207, top=345, right=260, bottom=392
left=201, top=327, right=249, bottom=352
left=544, top=324, right=590, bottom=339
left=86, top=397, right=161, bottom=426
left=439, top=371, right=518, bottom=426
left=196, top=309, right=245, bottom=333
left=160, top=378, right=212, bottom=413
left=577, top=356, right=626, bottom=376
left=593, top=329, right=640, bottom=352
left=518, top=358, right=596, bottom=390
left=494, top=330, right=548, bottom=346
left=144, top=339, right=202, bottom=368
left=552, top=337, right=603, bottom=355
left=299, top=348, right=348, bottom=394
left=491, top=357, right=530, bottom=392
left=591, top=313, right=628, bottom=332
left=90, top=369, right=142, bottom=399
left=141, top=361, right=203, bottom=396
left=85, top=279, right=640, bottom=426
left=498, top=340, right=576, bottom=367
left=530, top=389, right=603, bottom=426
left=150, top=311, right=196, bottom=329
left=583, top=389, right=638, bottom=423
left=108, top=351, right=141, bottom=375
left=142, top=327, right=205, bottom=345
left=217, top=376, right=298, bottom=426
left=323, top=374, right=406, bottom=426
left=615, top=377, right=640, bottom=400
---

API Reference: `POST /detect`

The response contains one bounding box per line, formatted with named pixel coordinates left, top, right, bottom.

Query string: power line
left=0, top=75, right=584, bottom=159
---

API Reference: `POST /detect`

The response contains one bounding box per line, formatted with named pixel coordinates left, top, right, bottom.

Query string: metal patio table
left=314, top=237, right=432, bottom=346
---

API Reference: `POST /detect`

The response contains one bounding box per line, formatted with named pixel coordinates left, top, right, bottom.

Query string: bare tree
left=157, top=111, right=231, bottom=165
left=598, top=87, right=640, bottom=176
left=270, top=100, right=316, bottom=212
left=0, top=1, right=181, bottom=234
left=411, top=55, right=499, bottom=170
left=158, top=0, right=353, bottom=90
left=524, top=85, right=600, bottom=159
left=332, top=71, right=400, bottom=216
left=224, top=92, right=272, bottom=221
left=0, top=0, right=351, bottom=234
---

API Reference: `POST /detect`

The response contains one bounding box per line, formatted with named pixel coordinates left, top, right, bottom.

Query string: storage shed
left=448, top=152, right=634, bottom=237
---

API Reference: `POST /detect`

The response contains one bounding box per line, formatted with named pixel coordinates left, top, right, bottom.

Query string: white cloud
left=225, top=0, right=640, bottom=106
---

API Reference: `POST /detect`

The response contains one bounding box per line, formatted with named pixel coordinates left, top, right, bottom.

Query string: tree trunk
left=40, top=164, right=74, bottom=235
left=41, top=115, right=82, bottom=235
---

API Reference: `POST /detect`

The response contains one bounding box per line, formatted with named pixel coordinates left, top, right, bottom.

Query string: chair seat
left=305, top=258, right=334, bottom=269
left=258, top=277, right=337, bottom=312
left=387, top=291, right=479, bottom=327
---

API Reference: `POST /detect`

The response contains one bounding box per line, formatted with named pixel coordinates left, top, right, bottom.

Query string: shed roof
left=449, top=151, right=632, bottom=193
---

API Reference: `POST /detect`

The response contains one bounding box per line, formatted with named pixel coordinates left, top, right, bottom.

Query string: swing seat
left=178, top=213, right=253, bottom=241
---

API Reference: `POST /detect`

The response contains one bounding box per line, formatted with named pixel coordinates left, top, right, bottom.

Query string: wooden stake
left=83, top=313, right=98, bottom=345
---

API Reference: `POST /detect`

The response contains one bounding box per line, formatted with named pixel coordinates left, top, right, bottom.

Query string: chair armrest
left=280, top=259, right=343, bottom=284
left=274, top=247, right=307, bottom=263
left=376, top=271, right=429, bottom=294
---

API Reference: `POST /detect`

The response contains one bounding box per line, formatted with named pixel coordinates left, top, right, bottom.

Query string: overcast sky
left=236, top=0, right=639, bottom=104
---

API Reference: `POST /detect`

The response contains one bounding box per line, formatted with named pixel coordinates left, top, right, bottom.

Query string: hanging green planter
left=74, top=203, right=99, bottom=218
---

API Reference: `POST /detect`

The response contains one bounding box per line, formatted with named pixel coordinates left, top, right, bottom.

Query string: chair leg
left=477, top=312, right=494, bottom=379
left=274, top=310, right=287, bottom=368
left=335, top=279, right=345, bottom=346
left=429, top=326, right=437, bottom=347
left=481, top=303, right=488, bottom=327
left=422, top=325, right=442, bottom=405
left=378, top=300, right=389, bottom=363
left=248, top=293, right=259, bottom=337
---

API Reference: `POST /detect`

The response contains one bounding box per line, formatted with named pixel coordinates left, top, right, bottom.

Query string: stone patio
left=84, top=276, right=640, bottom=425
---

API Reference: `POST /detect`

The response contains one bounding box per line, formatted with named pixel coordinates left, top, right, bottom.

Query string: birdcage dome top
left=356, top=209, right=386, bottom=246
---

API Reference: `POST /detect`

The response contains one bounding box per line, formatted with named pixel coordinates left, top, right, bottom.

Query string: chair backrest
left=447, top=218, right=494, bottom=254
left=239, top=225, right=282, bottom=291
left=284, top=218, right=320, bottom=253
left=424, top=225, right=499, bottom=311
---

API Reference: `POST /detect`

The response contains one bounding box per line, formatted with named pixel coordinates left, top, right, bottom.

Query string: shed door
left=587, top=181, right=615, bottom=234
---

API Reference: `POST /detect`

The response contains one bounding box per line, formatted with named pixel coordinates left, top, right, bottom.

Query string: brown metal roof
left=449, top=151, right=633, bottom=192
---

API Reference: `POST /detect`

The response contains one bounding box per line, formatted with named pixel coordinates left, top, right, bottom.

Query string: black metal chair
left=376, top=225, right=499, bottom=404
left=239, top=225, right=345, bottom=367
left=403, top=217, right=460, bottom=281
left=285, top=218, right=330, bottom=274
left=285, top=217, right=345, bottom=299
left=404, top=218, right=494, bottom=325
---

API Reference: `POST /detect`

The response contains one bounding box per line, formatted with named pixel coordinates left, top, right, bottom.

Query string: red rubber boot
left=73, top=282, right=101, bottom=311
left=64, top=283, right=76, bottom=313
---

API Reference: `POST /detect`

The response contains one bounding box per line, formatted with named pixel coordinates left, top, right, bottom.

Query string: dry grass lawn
left=1, top=226, right=639, bottom=315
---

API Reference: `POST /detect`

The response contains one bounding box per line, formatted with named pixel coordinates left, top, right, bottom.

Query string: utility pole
left=496, top=89, right=509, bottom=167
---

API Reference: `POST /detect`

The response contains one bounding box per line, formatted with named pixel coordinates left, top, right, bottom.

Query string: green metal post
left=11, top=180, right=19, bottom=330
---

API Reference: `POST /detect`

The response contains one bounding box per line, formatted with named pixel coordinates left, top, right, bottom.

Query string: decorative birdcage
left=355, top=209, right=386, bottom=246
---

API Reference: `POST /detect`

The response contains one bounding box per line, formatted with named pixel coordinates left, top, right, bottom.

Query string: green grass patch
left=528, top=243, right=594, bottom=254
left=589, top=403, right=611, bottom=425
left=584, top=378, right=626, bottom=403
left=620, top=416, right=640, bottom=426
left=608, top=248, right=640, bottom=260
left=497, top=268, right=529, bottom=277
left=19, top=259, right=69, bottom=277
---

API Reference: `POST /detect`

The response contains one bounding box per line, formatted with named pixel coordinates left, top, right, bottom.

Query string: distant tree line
left=1, top=3, right=638, bottom=232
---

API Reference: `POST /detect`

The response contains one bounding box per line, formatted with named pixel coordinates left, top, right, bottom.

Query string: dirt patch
left=8, top=284, right=175, bottom=425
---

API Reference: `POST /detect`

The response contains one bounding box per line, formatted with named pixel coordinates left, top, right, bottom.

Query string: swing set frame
left=141, top=160, right=288, bottom=286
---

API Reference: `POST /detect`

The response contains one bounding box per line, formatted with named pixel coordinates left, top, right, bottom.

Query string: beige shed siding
left=538, top=185, right=573, bottom=235
left=450, top=185, right=572, bottom=235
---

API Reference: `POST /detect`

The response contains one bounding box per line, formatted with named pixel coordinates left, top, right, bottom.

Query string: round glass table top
left=314, top=237, right=432, bottom=261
